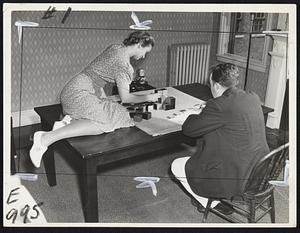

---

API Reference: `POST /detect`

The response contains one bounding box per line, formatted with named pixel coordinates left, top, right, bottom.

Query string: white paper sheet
left=135, top=87, right=206, bottom=136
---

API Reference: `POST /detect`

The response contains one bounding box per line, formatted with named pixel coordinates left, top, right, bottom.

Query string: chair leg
left=248, top=199, right=256, bottom=223
left=202, top=199, right=213, bottom=223
left=270, top=191, right=276, bottom=223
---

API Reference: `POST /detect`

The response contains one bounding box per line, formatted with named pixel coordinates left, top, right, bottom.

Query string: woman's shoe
left=29, top=131, right=48, bottom=168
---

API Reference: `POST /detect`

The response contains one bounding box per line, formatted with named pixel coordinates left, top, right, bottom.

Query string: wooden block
left=133, top=114, right=143, bottom=122
left=162, top=96, right=176, bottom=110
left=142, top=112, right=152, bottom=120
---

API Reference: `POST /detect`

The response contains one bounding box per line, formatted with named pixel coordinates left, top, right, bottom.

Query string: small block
left=133, top=114, right=143, bottom=122
left=136, top=107, right=144, bottom=113
left=142, top=112, right=152, bottom=120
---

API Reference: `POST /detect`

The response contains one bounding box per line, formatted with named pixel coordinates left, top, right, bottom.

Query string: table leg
left=40, top=118, right=57, bottom=187
left=82, top=158, right=98, bottom=222
left=43, top=144, right=56, bottom=186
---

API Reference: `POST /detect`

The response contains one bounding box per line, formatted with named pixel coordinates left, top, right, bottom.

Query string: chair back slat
left=271, top=150, right=288, bottom=179
left=244, top=143, right=289, bottom=193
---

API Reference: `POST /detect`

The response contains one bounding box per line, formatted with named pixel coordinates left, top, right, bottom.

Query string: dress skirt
left=60, top=73, right=134, bottom=133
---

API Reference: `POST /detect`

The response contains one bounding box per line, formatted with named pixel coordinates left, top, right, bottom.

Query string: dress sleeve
left=115, top=71, right=132, bottom=91
left=182, top=99, right=224, bottom=138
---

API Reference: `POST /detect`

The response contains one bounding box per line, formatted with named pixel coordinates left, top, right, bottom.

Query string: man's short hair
left=210, top=63, right=240, bottom=88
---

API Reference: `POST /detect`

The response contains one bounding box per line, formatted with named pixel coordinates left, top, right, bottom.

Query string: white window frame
left=217, top=12, right=274, bottom=73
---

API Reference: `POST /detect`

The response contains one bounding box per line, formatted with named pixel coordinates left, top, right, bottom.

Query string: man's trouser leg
left=171, top=157, right=219, bottom=208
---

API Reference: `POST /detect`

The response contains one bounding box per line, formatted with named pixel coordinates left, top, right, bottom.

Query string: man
left=171, top=63, right=270, bottom=214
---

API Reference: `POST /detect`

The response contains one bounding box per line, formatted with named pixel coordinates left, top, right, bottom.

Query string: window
left=217, top=12, right=274, bottom=72
left=252, top=13, right=267, bottom=32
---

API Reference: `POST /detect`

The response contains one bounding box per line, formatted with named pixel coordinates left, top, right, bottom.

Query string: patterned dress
left=60, top=44, right=135, bottom=133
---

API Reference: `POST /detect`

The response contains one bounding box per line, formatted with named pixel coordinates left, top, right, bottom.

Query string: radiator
left=167, top=43, right=211, bottom=86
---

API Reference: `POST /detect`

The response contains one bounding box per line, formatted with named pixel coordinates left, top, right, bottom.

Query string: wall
left=11, top=10, right=218, bottom=113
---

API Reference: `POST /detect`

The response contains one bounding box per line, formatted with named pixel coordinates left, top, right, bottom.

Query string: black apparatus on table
left=125, top=69, right=176, bottom=122
left=129, top=68, right=156, bottom=93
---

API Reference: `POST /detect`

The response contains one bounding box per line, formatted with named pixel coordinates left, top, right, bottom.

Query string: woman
left=30, top=31, right=158, bottom=168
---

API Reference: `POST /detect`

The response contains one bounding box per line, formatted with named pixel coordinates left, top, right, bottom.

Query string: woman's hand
left=116, top=74, right=160, bottom=103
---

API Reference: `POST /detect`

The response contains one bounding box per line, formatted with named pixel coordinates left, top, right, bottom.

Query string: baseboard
left=11, top=109, right=41, bottom=128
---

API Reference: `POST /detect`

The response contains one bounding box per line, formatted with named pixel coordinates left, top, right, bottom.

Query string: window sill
left=234, top=34, right=266, bottom=39
left=216, top=53, right=267, bottom=73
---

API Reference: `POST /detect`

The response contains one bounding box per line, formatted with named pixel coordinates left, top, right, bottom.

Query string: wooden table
left=34, top=83, right=273, bottom=222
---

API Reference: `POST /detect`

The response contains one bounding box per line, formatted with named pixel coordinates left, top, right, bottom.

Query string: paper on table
left=135, top=117, right=182, bottom=136
left=135, top=87, right=205, bottom=136
left=168, top=108, right=203, bottom=125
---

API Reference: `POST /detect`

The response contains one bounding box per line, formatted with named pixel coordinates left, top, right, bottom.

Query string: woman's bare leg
left=41, top=119, right=102, bottom=147
left=30, top=119, right=103, bottom=168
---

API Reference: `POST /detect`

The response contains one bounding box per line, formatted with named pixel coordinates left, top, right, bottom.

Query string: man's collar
left=222, top=87, right=237, bottom=96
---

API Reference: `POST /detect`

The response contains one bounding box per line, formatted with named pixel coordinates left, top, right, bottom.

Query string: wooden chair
left=201, top=142, right=289, bottom=223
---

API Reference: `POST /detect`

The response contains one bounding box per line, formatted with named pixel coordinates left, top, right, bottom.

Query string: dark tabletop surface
left=174, top=83, right=213, bottom=101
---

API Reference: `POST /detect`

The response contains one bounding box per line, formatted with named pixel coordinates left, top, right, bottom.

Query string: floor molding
left=11, top=109, right=41, bottom=128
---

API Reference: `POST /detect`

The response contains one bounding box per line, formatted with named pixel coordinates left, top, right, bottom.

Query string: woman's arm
left=116, top=74, right=159, bottom=103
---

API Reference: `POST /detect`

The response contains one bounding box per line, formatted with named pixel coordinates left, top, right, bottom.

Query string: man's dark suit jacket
left=182, top=87, right=270, bottom=199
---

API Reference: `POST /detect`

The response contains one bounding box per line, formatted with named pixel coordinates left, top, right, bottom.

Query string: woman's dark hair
left=210, top=63, right=239, bottom=88
left=123, top=31, right=155, bottom=48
